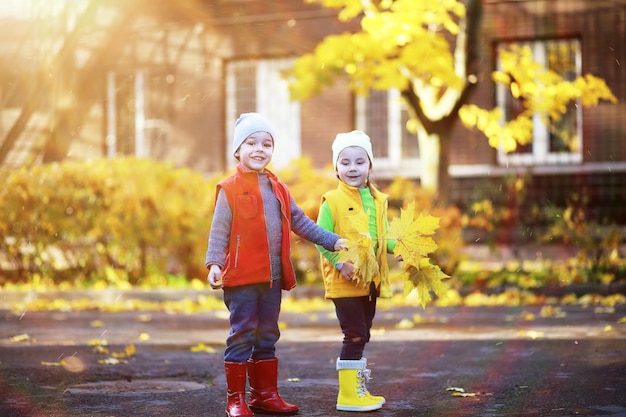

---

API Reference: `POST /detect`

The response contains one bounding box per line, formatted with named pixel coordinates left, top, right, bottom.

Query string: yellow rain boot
left=360, top=358, right=385, bottom=405
left=336, top=358, right=384, bottom=412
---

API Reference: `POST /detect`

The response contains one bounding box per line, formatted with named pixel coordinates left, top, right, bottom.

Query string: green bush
left=0, top=157, right=218, bottom=286
left=11, top=156, right=590, bottom=290
left=541, top=192, right=625, bottom=282
left=464, top=171, right=534, bottom=251
left=0, top=157, right=344, bottom=287
left=274, top=158, right=342, bottom=285
left=386, top=177, right=465, bottom=276
left=278, top=163, right=466, bottom=283
left=463, top=181, right=626, bottom=286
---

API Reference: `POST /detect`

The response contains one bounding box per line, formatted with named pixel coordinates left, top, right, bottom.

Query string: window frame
left=496, top=38, right=583, bottom=167
left=355, top=88, right=421, bottom=178
left=105, top=69, right=171, bottom=159
left=225, top=58, right=301, bottom=170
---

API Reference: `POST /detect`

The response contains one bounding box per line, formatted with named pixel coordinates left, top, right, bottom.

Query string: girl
left=315, top=130, right=397, bottom=412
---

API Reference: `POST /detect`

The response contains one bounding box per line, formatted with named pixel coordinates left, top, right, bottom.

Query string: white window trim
left=135, top=71, right=146, bottom=158
left=105, top=69, right=167, bottom=159
left=106, top=71, right=116, bottom=158
left=496, top=40, right=583, bottom=166
left=355, top=88, right=421, bottom=179
left=225, top=58, right=301, bottom=170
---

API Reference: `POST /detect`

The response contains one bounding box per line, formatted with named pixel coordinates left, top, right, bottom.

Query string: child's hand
left=339, top=262, right=356, bottom=281
left=334, top=238, right=348, bottom=251
left=207, top=264, right=223, bottom=289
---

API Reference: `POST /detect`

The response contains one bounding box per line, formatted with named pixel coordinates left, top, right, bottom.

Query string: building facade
left=1, top=0, right=624, bottom=222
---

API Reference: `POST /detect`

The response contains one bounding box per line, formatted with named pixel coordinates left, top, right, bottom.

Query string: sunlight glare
left=0, top=0, right=84, bottom=20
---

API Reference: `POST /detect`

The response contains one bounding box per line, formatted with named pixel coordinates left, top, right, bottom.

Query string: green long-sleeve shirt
left=316, top=187, right=395, bottom=269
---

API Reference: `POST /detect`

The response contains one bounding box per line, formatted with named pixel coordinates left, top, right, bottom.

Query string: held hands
left=334, top=238, right=352, bottom=280
left=339, top=262, right=356, bottom=281
left=334, top=238, right=348, bottom=251
left=207, top=264, right=223, bottom=289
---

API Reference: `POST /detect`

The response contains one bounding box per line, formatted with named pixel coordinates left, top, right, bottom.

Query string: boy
left=206, top=113, right=346, bottom=417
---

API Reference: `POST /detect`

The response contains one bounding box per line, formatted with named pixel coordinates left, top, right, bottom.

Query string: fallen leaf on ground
left=93, top=344, right=109, bottom=354
left=40, top=361, right=63, bottom=367
left=98, top=357, right=127, bottom=365
left=518, top=330, right=544, bottom=339
left=190, top=343, right=216, bottom=353
left=446, top=386, right=493, bottom=397
left=10, top=333, right=30, bottom=343
left=452, top=391, right=493, bottom=397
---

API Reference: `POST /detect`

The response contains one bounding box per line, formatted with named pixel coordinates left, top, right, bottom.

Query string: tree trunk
left=416, top=126, right=440, bottom=194
left=405, top=0, right=482, bottom=204
left=42, top=108, right=75, bottom=163
left=416, top=120, right=453, bottom=203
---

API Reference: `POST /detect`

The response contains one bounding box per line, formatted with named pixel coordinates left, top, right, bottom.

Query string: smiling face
left=235, top=131, right=274, bottom=172
left=336, top=146, right=372, bottom=189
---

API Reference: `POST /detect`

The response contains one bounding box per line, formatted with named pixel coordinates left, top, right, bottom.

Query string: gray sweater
left=205, top=171, right=339, bottom=281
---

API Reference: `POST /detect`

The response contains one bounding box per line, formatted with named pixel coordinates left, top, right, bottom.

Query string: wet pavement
left=1, top=294, right=625, bottom=417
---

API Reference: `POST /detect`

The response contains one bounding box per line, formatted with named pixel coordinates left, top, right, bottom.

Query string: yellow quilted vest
left=320, top=182, right=392, bottom=299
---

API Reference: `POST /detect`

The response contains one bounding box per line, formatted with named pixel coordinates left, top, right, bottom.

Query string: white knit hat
left=332, top=130, right=374, bottom=170
left=232, top=113, right=276, bottom=157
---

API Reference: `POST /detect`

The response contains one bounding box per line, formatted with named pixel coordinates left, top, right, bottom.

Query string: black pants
left=332, top=283, right=377, bottom=360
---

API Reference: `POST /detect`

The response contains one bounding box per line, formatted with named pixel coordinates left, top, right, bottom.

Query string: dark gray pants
left=332, top=283, right=377, bottom=360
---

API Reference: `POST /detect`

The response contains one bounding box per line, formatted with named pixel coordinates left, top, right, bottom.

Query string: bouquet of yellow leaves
left=336, top=209, right=380, bottom=289
left=337, top=201, right=449, bottom=308
left=389, top=201, right=450, bottom=308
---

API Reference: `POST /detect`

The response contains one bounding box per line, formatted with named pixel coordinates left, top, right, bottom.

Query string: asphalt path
left=1, top=297, right=625, bottom=417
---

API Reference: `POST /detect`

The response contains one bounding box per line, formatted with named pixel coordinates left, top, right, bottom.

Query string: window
left=496, top=38, right=582, bottom=166
left=355, top=88, right=420, bottom=178
left=105, top=69, right=172, bottom=158
left=225, top=58, right=301, bottom=169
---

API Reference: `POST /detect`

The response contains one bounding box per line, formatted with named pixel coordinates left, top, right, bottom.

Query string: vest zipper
left=267, top=216, right=273, bottom=288
left=269, top=180, right=281, bottom=288
left=235, top=235, right=240, bottom=267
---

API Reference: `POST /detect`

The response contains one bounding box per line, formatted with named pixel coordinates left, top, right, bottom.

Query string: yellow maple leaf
left=388, top=201, right=439, bottom=266
left=10, top=333, right=30, bottom=343
left=98, top=357, right=127, bottom=365
left=125, top=343, right=136, bottom=356
left=110, top=343, right=135, bottom=358
left=401, top=261, right=450, bottom=309
left=337, top=209, right=378, bottom=287
left=40, top=361, right=62, bottom=367
left=191, top=343, right=217, bottom=353
left=373, top=200, right=448, bottom=307
left=92, top=344, right=109, bottom=355
left=338, top=236, right=378, bottom=288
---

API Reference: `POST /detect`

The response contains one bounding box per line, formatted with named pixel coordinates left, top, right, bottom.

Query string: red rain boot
left=224, top=362, right=254, bottom=417
left=247, top=358, right=299, bottom=415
